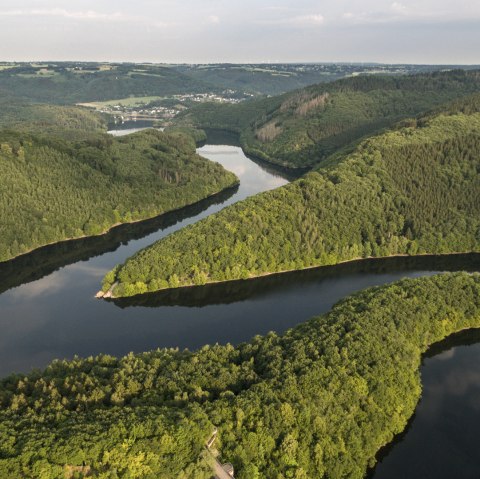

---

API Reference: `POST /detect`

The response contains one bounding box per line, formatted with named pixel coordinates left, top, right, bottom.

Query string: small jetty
left=95, top=282, right=118, bottom=299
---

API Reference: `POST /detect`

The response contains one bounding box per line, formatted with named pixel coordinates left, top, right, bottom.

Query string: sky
left=0, top=0, right=479, bottom=64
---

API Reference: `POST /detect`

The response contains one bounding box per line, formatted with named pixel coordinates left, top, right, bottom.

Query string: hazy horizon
left=0, top=0, right=479, bottom=64
left=2, top=60, right=480, bottom=66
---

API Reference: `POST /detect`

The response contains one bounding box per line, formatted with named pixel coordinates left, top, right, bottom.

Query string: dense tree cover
left=4, top=62, right=477, bottom=105
left=172, top=64, right=480, bottom=96
left=1, top=273, right=480, bottom=478
left=106, top=99, right=480, bottom=296
left=171, top=64, right=343, bottom=96
left=174, top=95, right=282, bottom=138
left=176, top=69, right=480, bottom=168
left=0, top=63, right=212, bottom=103
left=0, top=129, right=237, bottom=262
left=0, top=97, right=108, bottom=134
left=0, top=186, right=239, bottom=297
left=112, top=254, right=480, bottom=309
left=163, top=126, right=208, bottom=145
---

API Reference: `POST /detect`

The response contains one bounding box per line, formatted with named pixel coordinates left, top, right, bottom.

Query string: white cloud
left=69, top=263, right=108, bottom=278
left=294, top=14, right=325, bottom=25
left=208, top=15, right=220, bottom=24
left=0, top=8, right=119, bottom=20
left=258, top=13, right=325, bottom=27
left=0, top=0, right=478, bottom=63
left=390, top=2, right=408, bottom=14
left=341, top=2, right=480, bottom=25
left=0, top=8, right=172, bottom=28
left=9, top=271, right=65, bottom=300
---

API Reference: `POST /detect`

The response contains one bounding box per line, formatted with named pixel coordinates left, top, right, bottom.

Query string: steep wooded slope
left=177, top=69, right=480, bottom=168
left=0, top=129, right=237, bottom=262
left=106, top=95, right=480, bottom=296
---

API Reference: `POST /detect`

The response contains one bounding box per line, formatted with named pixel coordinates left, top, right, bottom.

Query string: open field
left=77, top=96, right=165, bottom=109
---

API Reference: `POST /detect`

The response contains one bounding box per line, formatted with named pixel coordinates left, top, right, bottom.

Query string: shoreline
left=241, top=143, right=312, bottom=174
left=367, top=323, right=480, bottom=477
left=106, top=250, right=480, bottom=299
left=199, top=127, right=312, bottom=174
left=0, top=181, right=239, bottom=266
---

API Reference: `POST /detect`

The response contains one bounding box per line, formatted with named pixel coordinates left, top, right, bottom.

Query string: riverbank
left=0, top=127, right=239, bottom=264
left=201, top=127, right=310, bottom=176
left=104, top=250, right=480, bottom=299
left=3, top=273, right=480, bottom=478
left=0, top=181, right=239, bottom=266
left=105, top=109, right=480, bottom=299
left=0, top=142, right=292, bottom=376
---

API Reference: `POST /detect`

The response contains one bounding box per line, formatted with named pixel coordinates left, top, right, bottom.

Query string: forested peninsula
left=0, top=97, right=108, bottom=133
left=1, top=273, right=480, bottom=478
left=0, top=127, right=237, bottom=262
left=176, top=69, right=480, bottom=168
left=104, top=94, right=480, bottom=297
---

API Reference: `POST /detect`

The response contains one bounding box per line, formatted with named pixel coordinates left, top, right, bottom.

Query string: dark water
left=370, top=330, right=480, bottom=478
left=0, top=126, right=479, bottom=477
left=0, top=139, right=289, bottom=376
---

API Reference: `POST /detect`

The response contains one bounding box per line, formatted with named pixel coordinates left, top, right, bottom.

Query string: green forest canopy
left=0, top=97, right=108, bottom=137
left=1, top=273, right=479, bottom=478
left=105, top=94, right=480, bottom=297
left=0, top=128, right=237, bottom=262
left=176, top=69, right=480, bottom=168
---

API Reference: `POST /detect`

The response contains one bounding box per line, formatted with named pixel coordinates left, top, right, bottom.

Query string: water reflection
left=202, top=128, right=304, bottom=182
left=370, top=329, right=480, bottom=478
left=0, top=127, right=293, bottom=297
left=0, top=186, right=238, bottom=296
left=108, top=120, right=164, bottom=136
left=0, top=141, right=290, bottom=376
left=1, top=127, right=479, bottom=477
left=113, top=254, right=480, bottom=308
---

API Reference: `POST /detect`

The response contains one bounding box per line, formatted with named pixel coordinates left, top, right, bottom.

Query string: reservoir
left=0, top=126, right=478, bottom=478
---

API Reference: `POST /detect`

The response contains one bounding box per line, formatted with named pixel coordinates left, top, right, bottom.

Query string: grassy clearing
left=77, top=96, right=165, bottom=109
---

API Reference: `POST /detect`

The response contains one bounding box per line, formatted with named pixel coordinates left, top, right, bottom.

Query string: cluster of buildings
left=102, top=104, right=179, bottom=122
left=98, top=90, right=248, bottom=123
left=172, top=91, right=247, bottom=104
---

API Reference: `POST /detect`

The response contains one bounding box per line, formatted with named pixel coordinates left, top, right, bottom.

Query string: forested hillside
left=0, top=63, right=211, bottom=103
left=0, top=97, right=108, bottom=134
left=171, top=63, right=353, bottom=95
left=105, top=95, right=480, bottom=296
left=1, top=273, right=479, bottom=478
left=176, top=69, right=480, bottom=168
left=0, top=129, right=237, bottom=262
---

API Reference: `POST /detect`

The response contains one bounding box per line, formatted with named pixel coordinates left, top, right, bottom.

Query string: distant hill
left=106, top=93, right=480, bottom=296
left=0, top=62, right=212, bottom=104
left=172, top=63, right=477, bottom=96
left=176, top=69, right=480, bottom=168
left=2, top=61, right=478, bottom=106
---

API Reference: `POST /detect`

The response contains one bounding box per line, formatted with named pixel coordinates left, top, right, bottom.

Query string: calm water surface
left=0, top=136, right=289, bottom=375
left=108, top=120, right=164, bottom=136
left=370, top=331, right=480, bottom=478
left=0, top=126, right=479, bottom=477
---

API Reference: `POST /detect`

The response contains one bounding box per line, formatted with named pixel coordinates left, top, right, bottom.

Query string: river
left=0, top=125, right=478, bottom=477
